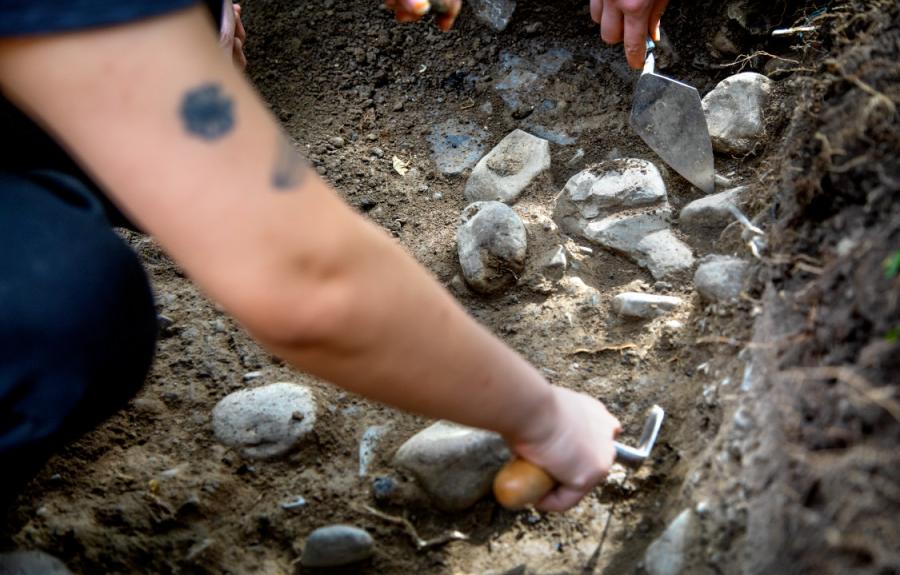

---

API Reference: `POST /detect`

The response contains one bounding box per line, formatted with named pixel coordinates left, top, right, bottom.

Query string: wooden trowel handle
left=493, top=457, right=556, bottom=510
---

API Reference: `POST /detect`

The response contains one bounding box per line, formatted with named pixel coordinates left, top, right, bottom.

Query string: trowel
left=493, top=405, right=665, bottom=509
left=630, top=40, right=715, bottom=194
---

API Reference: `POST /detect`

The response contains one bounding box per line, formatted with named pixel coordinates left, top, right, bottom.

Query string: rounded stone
left=300, top=525, right=374, bottom=568
left=457, top=201, right=528, bottom=294
left=212, top=382, right=316, bottom=459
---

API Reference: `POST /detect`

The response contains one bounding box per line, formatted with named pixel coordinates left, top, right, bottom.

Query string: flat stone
left=0, top=551, right=72, bottom=575
left=427, top=119, right=489, bottom=175
left=468, top=0, right=516, bottom=31
left=635, top=230, right=696, bottom=280
left=457, top=201, right=527, bottom=294
left=465, top=130, right=550, bottom=204
left=394, top=421, right=510, bottom=511
left=680, top=186, right=748, bottom=229
left=300, top=525, right=374, bottom=568
left=612, top=292, right=684, bottom=319
left=643, top=509, right=698, bottom=575
left=694, top=255, right=750, bottom=302
left=702, top=72, right=773, bottom=155
left=554, top=160, right=668, bottom=237
left=212, top=382, right=316, bottom=459
left=583, top=212, right=670, bottom=253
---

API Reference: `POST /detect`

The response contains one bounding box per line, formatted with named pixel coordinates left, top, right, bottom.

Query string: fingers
left=623, top=12, right=648, bottom=69
left=434, top=0, right=461, bottom=30
left=233, top=37, right=247, bottom=70
left=600, top=1, right=624, bottom=45
left=233, top=6, right=246, bottom=44
left=590, top=0, right=603, bottom=24
left=536, top=485, right=591, bottom=513
left=649, top=0, right=668, bottom=42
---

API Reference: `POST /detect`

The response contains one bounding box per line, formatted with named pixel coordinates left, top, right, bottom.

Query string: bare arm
left=0, top=5, right=618, bottom=511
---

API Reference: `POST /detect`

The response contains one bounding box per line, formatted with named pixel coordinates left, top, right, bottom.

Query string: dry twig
left=357, top=504, right=469, bottom=551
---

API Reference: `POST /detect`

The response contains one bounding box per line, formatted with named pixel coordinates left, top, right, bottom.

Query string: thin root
left=358, top=504, right=469, bottom=551
left=781, top=366, right=900, bottom=423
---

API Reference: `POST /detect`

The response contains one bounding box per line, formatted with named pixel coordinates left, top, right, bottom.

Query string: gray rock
left=583, top=212, right=669, bottom=253
left=469, top=0, right=516, bottom=31
left=635, top=230, right=696, bottom=280
left=694, top=255, right=750, bottom=302
left=680, top=186, right=748, bottom=229
left=465, top=130, right=550, bottom=204
left=427, top=118, right=489, bottom=175
left=540, top=245, right=567, bottom=279
left=300, top=525, right=374, bottom=568
left=643, top=509, right=698, bottom=575
left=212, top=382, right=316, bottom=459
left=394, top=421, right=511, bottom=511
left=612, top=292, right=683, bottom=319
left=702, top=73, right=773, bottom=155
left=0, top=552, right=72, bottom=575
left=554, top=160, right=668, bottom=236
left=457, top=201, right=527, bottom=294
left=581, top=214, right=694, bottom=279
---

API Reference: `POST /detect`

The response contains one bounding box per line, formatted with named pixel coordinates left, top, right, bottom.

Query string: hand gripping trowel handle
left=492, top=405, right=665, bottom=510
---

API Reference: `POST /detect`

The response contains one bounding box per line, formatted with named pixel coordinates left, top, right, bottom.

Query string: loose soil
left=2, top=1, right=897, bottom=574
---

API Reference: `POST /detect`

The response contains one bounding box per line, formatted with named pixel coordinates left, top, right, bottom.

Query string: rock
left=540, top=245, right=567, bottom=279
left=464, top=130, right=551, bottom=204
left=702, top=73, right=773, bottom=155
left=468, top=0, right=516, bottom=31
left=457, top=202, right=527, bottom=294
left=694, top=255, right=750, bottom=302
left=0, top=551, right=72, bottom=575
left=394, top=421, right=510, bottom=511
left=553, top=160, right=668, bottom=236
left=427, top=118, right=489, bottom=175
left=328, top=136, right=346, bottom=149
left=582, top=214, right=693, bottom=279
left=612, top=292, right=683, bottom=319
left=679, top=186, right=748, bottom=229
left=300, top=525, right=374, bottom=568
left=635, top=230, right=696, bottom=279
left=212, top=382, right=316, bottom=459
left=643, top=509, right=698, bottom=575
left=359, top=425, right=389, bottom=477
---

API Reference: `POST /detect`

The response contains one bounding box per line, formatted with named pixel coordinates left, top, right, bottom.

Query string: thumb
left=401, top=0, right=431, bottom=16
left=536, top=485, right=590, bottom=513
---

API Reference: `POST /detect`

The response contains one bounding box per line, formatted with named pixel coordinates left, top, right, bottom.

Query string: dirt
left=2, top=0, right=898, bottom=574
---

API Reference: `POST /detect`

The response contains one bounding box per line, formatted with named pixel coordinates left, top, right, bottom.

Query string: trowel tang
left=492, top=405, right=665, bottom=510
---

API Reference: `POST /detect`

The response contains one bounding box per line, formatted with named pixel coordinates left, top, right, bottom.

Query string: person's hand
left=384, top=0, right=462, bottom=31
left=590, top=0, right=668, bottom=69
left=219, top=2, right=247, bottom=70
left=507, top=386, right=621, bottom=512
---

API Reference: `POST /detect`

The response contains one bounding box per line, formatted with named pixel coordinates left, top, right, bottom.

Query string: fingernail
left=653, top=23, right=661, bottom=42
left=407, top=0, right=431, bottom=16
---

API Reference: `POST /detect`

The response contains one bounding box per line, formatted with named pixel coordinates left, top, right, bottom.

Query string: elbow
left=230, top=274, right=358, bottom=352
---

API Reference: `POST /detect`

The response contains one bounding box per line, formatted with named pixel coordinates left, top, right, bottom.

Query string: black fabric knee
left=0, top=170, right=157, bottom=494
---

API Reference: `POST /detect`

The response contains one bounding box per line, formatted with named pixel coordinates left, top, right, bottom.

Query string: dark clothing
left=0, top=170, right=157, bottom=495
left=0, top=0, right=223, bottom=496
left=0, top=0, right=222, bottom=36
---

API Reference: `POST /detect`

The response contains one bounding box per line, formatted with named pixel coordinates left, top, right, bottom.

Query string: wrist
left=500, top=374, right=559, bottom=449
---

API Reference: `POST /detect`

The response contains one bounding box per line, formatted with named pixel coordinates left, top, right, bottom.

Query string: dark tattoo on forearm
left=180, top=83, right=235, bottom=140
left=271, top=132, right=309, bottom=191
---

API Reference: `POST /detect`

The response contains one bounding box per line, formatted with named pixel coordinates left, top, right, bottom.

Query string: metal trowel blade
left=630, top=72, right=715, bottom=194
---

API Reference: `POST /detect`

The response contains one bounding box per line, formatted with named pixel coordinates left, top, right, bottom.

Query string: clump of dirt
left=1, top=1, right=897, bottom=574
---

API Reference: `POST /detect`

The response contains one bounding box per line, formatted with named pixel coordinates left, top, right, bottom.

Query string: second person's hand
left=591, top=0, right=668, bottom=69
left=384, top=0, right=462, bottom=31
